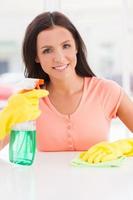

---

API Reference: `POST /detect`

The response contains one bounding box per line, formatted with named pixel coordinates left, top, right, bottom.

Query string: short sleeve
left=98, top=79, right=124, bottom=119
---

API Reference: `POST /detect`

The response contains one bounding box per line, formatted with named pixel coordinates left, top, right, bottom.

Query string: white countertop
left=0, top=151, right=133, bottom=200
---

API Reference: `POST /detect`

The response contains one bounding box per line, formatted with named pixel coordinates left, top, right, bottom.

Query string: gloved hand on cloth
left=80, top=138, right=133, bottom=164
left=0, top=89, right=48, bottom=140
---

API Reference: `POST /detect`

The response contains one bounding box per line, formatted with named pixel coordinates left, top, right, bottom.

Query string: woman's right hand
left=0, top=89, right=49, bottom=140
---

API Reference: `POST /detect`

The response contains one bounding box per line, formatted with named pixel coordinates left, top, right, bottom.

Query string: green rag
left=71, top=156, right=126, bottom=168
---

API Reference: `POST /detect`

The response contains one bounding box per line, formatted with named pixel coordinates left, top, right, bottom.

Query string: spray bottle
left=9, top=78, right=44, bottom=166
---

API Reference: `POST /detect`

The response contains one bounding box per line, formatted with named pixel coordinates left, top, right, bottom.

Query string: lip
left=52, top=64, right=68, bottom=70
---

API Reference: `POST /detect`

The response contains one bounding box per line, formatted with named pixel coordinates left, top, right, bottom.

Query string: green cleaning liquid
left=9, top=121, right=36, bottom=166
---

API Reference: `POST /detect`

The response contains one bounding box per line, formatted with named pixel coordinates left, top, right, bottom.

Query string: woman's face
left=36, top=25, right=77, bottom=81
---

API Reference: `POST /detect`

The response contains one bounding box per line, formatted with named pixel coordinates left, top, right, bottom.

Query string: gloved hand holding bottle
left=80, top=138, right=133, bottom=164
left=0, top=85, right=49, bottom=140
left=0, top=78, right=49, bottom=165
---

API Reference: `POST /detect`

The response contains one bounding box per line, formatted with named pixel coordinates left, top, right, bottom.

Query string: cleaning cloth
left=71, top=155, right=126, bottom=168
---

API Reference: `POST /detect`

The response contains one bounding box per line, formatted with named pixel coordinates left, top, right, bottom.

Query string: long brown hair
left=22, top=11, right=96, bottom=83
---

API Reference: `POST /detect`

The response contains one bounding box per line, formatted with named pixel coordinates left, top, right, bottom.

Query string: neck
left=47, top=76, right=84, bottom=95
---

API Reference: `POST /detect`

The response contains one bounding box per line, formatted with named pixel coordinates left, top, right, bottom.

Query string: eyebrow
left=41, top=40, right=71, bottom=49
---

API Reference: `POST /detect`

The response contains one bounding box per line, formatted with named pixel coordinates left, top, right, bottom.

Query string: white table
left=0, top=151, right=133, bottom=200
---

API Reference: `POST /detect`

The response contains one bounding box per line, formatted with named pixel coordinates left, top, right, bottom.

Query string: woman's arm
left=0, top=135, right=9, bottom=150
left=117, top=92, right=133, bottom=132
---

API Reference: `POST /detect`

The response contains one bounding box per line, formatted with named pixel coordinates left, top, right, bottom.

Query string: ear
left=35, top=56, right=39, bottom=63
left=75, top=45, right=78, bottom=54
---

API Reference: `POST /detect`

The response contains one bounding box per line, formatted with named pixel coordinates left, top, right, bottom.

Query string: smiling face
left=36, top=25, right=78, bottom=82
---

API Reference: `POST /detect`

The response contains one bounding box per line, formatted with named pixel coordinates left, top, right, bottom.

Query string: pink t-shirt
left=36, top=77, right=124, bottom=151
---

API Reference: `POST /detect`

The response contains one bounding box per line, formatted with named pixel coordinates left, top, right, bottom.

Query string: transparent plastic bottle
left=9, top=120, right=36, bottom=166
left=8, top=78, right=44, bottom=166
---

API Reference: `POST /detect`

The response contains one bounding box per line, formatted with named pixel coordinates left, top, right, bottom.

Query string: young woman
left=0, top=12, right=133, bottom=162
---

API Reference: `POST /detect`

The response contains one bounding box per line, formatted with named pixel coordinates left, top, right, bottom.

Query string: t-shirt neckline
left=44, top=77, right=87, bottom=118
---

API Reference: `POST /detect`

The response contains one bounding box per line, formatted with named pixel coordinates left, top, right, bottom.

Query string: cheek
left=39, top=56, right=51, bottom=68
left=67, top=54, right=77, bottom=69
left=69, top=52, right=77, bottom=64
left=66, top=49, right=76, bottom=58
left=37, top=59, right=48, bottom=73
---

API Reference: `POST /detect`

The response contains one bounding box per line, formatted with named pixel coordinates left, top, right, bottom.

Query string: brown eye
left=43, top=48, right=52, bottom=54
left=63, top=44, right=71, bottom=49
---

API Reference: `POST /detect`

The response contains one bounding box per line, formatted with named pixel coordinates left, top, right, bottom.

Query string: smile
left=52, top=64, right=68, bottom=71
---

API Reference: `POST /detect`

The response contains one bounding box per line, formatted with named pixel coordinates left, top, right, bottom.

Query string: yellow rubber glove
left=80, top=138, right=133, bottom=164
left=112, top=139, right=133, bottom=156
left=0, top=89, right=49, bottom=140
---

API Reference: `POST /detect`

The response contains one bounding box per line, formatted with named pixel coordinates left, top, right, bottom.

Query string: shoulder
left=85, top=76, right=122, bottom=92
left=84, top=77, right=124, bottom=119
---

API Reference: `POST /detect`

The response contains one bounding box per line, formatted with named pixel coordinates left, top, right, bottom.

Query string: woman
left=0, top=11, right=133, bottom=162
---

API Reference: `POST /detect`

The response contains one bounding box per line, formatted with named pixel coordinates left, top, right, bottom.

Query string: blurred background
left=0, top=0, right=133, bottom=142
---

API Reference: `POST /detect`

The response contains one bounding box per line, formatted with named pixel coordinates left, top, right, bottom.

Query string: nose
left=53, top=49, right=65, bottom=63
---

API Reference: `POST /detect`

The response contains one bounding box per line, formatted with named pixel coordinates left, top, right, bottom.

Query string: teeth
left=53, top=65, right=68, bottom=70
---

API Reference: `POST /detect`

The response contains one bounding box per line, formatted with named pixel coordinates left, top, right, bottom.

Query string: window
left=0, top=60, right=9, bottom=74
